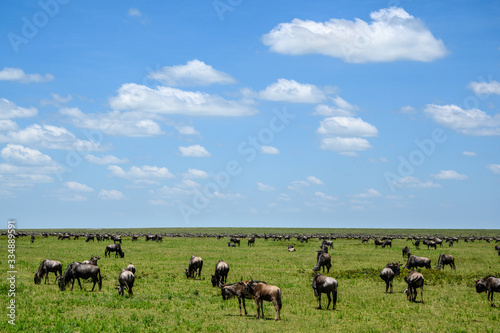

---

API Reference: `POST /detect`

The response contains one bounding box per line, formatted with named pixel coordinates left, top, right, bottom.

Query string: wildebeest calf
left=312, top=273, right=337, bottom=310
left=380, top=262, right=401, bottom=293
left=475, top=276, right=500, bottom=307
left=403, top=270, right=424, bottom=303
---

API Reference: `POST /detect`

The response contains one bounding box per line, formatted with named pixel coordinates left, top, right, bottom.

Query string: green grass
left=1, top=228, right=499, bottom=332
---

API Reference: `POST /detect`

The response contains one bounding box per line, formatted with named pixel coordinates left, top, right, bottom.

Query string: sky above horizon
left=1, top=1, right=499, bottom=229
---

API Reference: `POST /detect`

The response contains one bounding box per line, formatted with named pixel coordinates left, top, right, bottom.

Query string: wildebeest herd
left=24, top=231, right=500, bottom=322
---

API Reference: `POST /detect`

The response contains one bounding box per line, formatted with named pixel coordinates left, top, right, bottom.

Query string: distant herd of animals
left=16, top=231, right=500, bottom=321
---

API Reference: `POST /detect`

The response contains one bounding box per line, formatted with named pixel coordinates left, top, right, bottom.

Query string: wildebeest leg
left=385, top=281, right=389, bottom=293
left=91, top=278, right=97, bottom=291
left=273, top=298, right=280, bottom=321
left=237, top=297, right=243, bottom=316
left=488, top=291, right=495, bottom=307
left=260, top=299, right=264, bottom=319
left=77, top=277, right=83, bottom=290
left=254, top=297, right=260, bottom=319
left=420, top=286, right=424, bottom=304
left=332, top=290, right=337, bottom=310
left=315, top=290, right=322, bottom=309
left=326, top=292, right=332, bottom=310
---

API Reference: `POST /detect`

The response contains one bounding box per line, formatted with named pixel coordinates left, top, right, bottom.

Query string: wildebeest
left=185, top=255, right=203, bottom=279
left=116, top=269, right=135, bottom=297
left=131, top=235, right=139, bottom=241
left=380, top=262, right=401, bottom=293
left=374, top=239, right=384, bottom=247
left=230, top=237, right=240, bottom=246
left=413, top=239, right=421, bottom=250
left=85, top=235, right=94, bottom=242
left=247, top=237, right=255, bottom=247
left=34, top=259, right=62, bottom=284
left=404, top=255, right=431, bottom=270
left=423, top=240, right=437, bottom=250
left=312, top=273, right=337, bottom=310
left=111, top=234, right=122, bottom=243
left=211, top=260, right=230, bottom=287
left=155, top=234, right=163, bottom=243
left=58, top=262, right=102, bottom=292
left=402, top=246, right=410, bottom=258
left=314, top=252, right=332, bottom=273
left=475, top=276, right=500, bottom=307
left=244, top=279, right=282, bottom=321
left=322, top=239, right=334, bottom=250
left=220, top=280, right=253, bottom=316
left=31, top=235, right=35, bottom=243
left=435, top=254, right=455, bottom=270
left=288, top=244, right=295, bottom=252
left=82, top=256, right=100, bottom=266
left=228, top=242, right=236, bottom=247
left=382, top=239, right=392, bottom=248
left=105, top=244, right=125, bottom=258
left=361, top=237, right=369, bottom=243
left=403, top=270, right=424, bottom=303
left=125, top=263, right=136, bottom=274
left=145, top=234, right=156, bottom=241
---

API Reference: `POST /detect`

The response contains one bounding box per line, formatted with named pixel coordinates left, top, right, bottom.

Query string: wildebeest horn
left=250, top=275, right=253, bottom=282
left=240, top=277, right=243, bottom=282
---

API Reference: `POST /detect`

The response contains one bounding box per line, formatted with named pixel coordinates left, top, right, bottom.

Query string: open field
left=1, top=228, right=500, bottom=332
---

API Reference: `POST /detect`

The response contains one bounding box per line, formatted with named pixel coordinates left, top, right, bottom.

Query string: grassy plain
left=1, top=228, right=499, bottom=332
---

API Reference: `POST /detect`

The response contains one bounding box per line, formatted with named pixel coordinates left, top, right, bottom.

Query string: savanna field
left=1, top=228, right=499, bottom=333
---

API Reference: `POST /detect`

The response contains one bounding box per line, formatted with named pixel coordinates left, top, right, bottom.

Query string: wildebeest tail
left=97, top=268, right=102, bottom=291
left=277, top=289, right=282, bottom=310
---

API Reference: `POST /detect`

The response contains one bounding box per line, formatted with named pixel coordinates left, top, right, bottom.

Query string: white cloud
left=307, top=176, right=324, bottom=185
left=175, top=125, right=199, bottom=136
left=0, top=67, right=54, bottom=83
left=179, top=144, right=211, bottom=157
left=63, top=181, right=94, bottom=192
left=40, top=93, right=72, bottom=107
left=0, top=120, right=18, bottom=132
left=486, top=164, right=500, bottom=174
left=60, top=107, right=163, bottom=137
left=108, top=165, right=175, bottom=181
left=257, top=182, right=275, bottom=191
left=317, top=117, right=378, bottom=137
left=462, top=151, right=476, bottom=157
left=85, top=154, right=129, bottom=165
left=149, top=59, right=236, bottom=86
left=99, top=189, right=125, bottom=200
left=109, top=83, right=257, bottom=117
left=0, top=98, right=37, bottom=119
left=431, top=170, right=468, bottom=180
left=320, top=137, right=372, bottom=152
left=468, top=80, right=500, bottom=96
left=261, top=146, right=280, bottom=155
left=399, top=105, right=416, bottom=114
left=314, top=191, right=336, bottom=200
left=0, top=124, right=105, bottom=151
left=259, top=79, right=326, bottom=103
left=1, top=144, right=53, bottom=165
left=262, top=7, right=447, bottom=63
left=128, top=8, right=142, bottom=17
left=313, top=96, right=359, bottom=116
left=352, top=188, right=381, bottom=198
left=394, top=176, right=441, bottom=189
left=424, top=104, right=500, bottom=136
left=288, top=180, right=309, bottom=191
left=184, top=168, right=209, bottom=179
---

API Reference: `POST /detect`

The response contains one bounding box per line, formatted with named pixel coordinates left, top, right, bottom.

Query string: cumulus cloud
left=63, top=181, right=94, bottom=192
left=431, top=170, right=468, bottom=180
left=257, top=182, right=275, bottom=191
left=307, top=176, right=324, bottom=185
left=128, top=8, right=142, bottom=17
left=174, top=124, right=199, bottom=136
left=317, top=117, right=378, bottom=137
left=0, top=67, right=54, bottom=83
left=261, top=146, right=280, bottom=154
left=259, top=79, right=326, bottom=103
left=313, top=96, right=359, bottom=116
left=149, top=60, right=236, bottom=86
left=60, top=107, right=162, bottom=137
left=393, top=176, right=441, bottom=189
left=1, top=144, right=53, bottom=165
left=352, top=188, right=381, bottom=198
left=40, top=93, right=72, bottom=107
left=468, top=80, right=500, bottom=96
left=99, top=189, right=125, bottom=200
left=85, top=154, right=129, bottom=165
left=462, top=151, right=476, bottom=157
left=486, top=164, right=500, bottom=174
left=184, top=168, right=209, bottom=179
left=108, top=165, right=175, bottom=181
left=179, top=144, right=211, bottom=157
left=0, top=120, right=18, bottom=132
left=424, top=104, right=500, bottom=136
left=320, top=137, right=372, bottom=152
left=0, top=98, right=37, bottom=119
left=262, top=7, right=447, bottom=63
left=314, top=192, right=337, bottom=200
left=109, top=83, right=257, bottom=117
left=288, top=180, right=309, bottom=191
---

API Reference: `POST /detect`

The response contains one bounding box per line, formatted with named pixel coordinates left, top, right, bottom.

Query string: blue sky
left=1, top=1, right=499, bottom=229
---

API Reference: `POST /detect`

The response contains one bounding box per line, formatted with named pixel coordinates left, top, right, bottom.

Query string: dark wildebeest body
left=402, top=246, right=410, bottom=258
left=314, top=252, right=332, bottom=273
left=380, top=262, right=401, bottom=293
left=85, top=235, right=94, bottom=242
left=105, top=243, right=125, bottom=258
left=322, top=240, right=334, bottom=250
left=404, top=270, right=424, bottom=303
left=185, top=255, right=203, bottom=279
left=211, top=260, right=230, bottom=287
left=244, top=280, right=282, bottom=321
left=58, top=262, right=102, bottom=292
left=31, top=235, right=35, bottom=243
left=248, top=237, right=255, bottom=247
left=116, top=269, right=135, bottom=297
left=436, top=254, right=455, bottom=270
left=404, top=255, right=431, bottom=270
left=228, top=242, right=236, bottom=247
left=423, top=240, right=437, bottom=250
left=475, top=276, right=500, bottom=307
left=413, top=239, right=421, bottom=250
left=220, top=281, right=253, bottom=316
left=131, top=235, right=139, bottom=241
left=312, top=273, right=337, bottom=310
left=382, top=239, right=392, bottom=248
left=230, top=237, right=240, bottom=246
left=34, top=259, right=62, bottom=284
left=374, top=239, right=384, bottom=247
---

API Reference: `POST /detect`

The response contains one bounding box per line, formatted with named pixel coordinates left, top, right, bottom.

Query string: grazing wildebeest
left=322, top=240, right=334, bottom=250
left=244, top=279, right=282, bottom=321
left=82, top=256, right=100, bottom=266
left=155, top=234, right=163, bottom=243
left=58, top=233, right=70, bottom=240
left=374, top=239, right=384, bottom=247
left=116, top=269, right=135, bottom=297
left=402, top=246, right=410, bottom=258
left=380, top=262, right=401, bottom=293
left=475, top=276, right=500, bottom=307
left=248, top=237, right=255, bottom=247
left=85, top=235, right=94, bottom=243
left=185, top=255, right=203, bottom=279
left=31, top=235, right=35, bottom=243
left=435, top=254, right=455, bottom=270
left=382, top=239, right=392, bottom=248
left=404, top=255, right=431, bottom=270
left=361, top=237, right=369, bottom=243
left=145, top=234, right=156, bottom=241
left=434, top=238, right=443, bottom=247
left=211, top=260, right=230, bottom=287
left=125, top=263, right=136, bottom=274
left=313, top=252, right=332, bottom=273
left=96, top=234, right=102, bottom=242
left=220, top=280, right=253, bottom=316
left=230, top=237, right=240, bottom=246
left=403, top=270, right=424, bottom=303
left=312, top=273, right=337, bottom=310
left=228, top=242, right=236, bottom=247
left=131, top=235, right=139, bottom=242
left=105, top=244, right=125, bottom=258
left=58, top=262, right=102, bottom=292
left=413, top=239, right=421, bottom=250
left=34, top=259, right=62, bottom=284
left=423, top=240, right=437, bottom=250
left=111, top=235, right=122, bottom=244
left=288, top=244, right=295, bottom=252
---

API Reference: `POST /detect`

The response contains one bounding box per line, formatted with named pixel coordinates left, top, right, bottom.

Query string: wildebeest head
left=211, top=274, right=219, bottom=287
left=115, top=283, right=124, bottom=296
left=185, top=268, right=191, bottom=278
left=34, top=272, right=42, bottom=284
left=57, top=275, right=70, bottom=291
left=475, top=279, right=488, bottom=293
